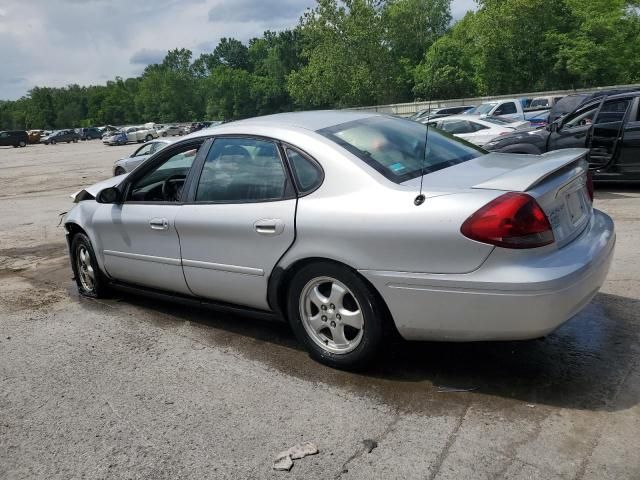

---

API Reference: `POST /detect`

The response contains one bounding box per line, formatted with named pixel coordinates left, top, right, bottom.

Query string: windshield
left=318, top=116, right=485, bottom=183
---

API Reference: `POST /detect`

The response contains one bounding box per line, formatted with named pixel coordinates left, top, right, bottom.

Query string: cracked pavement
left=1, top=142, right=639, bottom=479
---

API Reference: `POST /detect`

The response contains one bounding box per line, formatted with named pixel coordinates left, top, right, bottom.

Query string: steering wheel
left=161, top=174, right=187, bottom=201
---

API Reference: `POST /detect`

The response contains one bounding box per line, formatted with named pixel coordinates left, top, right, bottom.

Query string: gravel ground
left=1, top=141, right=639, bottom=479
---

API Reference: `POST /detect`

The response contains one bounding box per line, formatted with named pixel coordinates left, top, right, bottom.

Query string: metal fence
left=345, top=84, right=640, bottom=117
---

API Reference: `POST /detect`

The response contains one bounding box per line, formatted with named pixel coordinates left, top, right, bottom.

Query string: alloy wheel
left=76, top=246, right=95, bottom=292
left=299, top=276, right=364, bottom=354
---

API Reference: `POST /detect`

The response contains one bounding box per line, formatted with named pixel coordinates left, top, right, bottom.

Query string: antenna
left=415, top=56, right=435, bottom=207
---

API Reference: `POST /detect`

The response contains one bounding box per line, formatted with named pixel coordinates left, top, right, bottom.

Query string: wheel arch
left=267, top=256, right=396, bottom=333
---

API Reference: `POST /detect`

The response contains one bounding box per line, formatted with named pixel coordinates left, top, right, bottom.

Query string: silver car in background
left=64, top=111, right=615, bottom=369
left=113, top=139, right=172, bottom=175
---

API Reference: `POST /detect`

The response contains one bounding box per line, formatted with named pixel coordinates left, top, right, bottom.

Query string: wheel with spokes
left=287, top=262, right=387, bottom=369
left=71, top=233, right=109, bottom=298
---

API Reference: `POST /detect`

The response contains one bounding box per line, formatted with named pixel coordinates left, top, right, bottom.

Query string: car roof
left=218, top=110, right=381, bottom=132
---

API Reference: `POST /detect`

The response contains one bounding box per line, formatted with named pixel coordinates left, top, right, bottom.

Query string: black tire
left=73, top=138, right=78, bottom=143
left=286, top=262, right=387, bottom=370
left=50, top=139, right=56, bottom=145
left=70, top=233, right=110, bottom=298
left=19, top=140, right=26, bottom=147
left=114, top=167, right=126, bottom=176
left=145, top=134, right=153, bottom=142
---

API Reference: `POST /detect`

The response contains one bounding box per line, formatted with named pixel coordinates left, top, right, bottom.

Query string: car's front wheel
left=50, top=139, right=56, bottom=145
left=287, top=262, right=387, bottom=370
left=71, top=233, right=109, bottom=298
left=145, top=134, right=153, bottom=142
left=114, top=166, right=126, bottom=176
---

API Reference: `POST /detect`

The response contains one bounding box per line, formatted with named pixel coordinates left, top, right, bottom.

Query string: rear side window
left=439, top=120, right=475, bottom=134
left=195, top=138, right=288, bottom=203
left=286, top=148, right=323, bottom=193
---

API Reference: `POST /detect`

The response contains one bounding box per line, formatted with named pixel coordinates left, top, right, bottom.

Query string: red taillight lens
left=461, top=193, right=554, bottom=249
left=586, top=171, right=594, bottom=203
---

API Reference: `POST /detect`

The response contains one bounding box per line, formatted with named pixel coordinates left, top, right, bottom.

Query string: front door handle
left=149, top=218, right=169, bottom=230
left=254, top=219, right=285, bottom=236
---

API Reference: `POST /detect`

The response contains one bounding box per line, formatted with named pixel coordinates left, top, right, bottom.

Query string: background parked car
left=466, top=99, right=548, bottom=121
left=484, top=91, right=640, bottom=181
left=103, top=130, right=128, bottom=146
left=113, top=139, right=172, bottom=175
left=426, top=115, right=526, bottom=147
left=529, top=96, right=564, bottom=110
left=27, top=130, right=43, bottom=144
left=78, top=127, right=102, bottom=140
left=0, top=130, right=28, bottom=148
left=411, top=105, right=475, bottom=123
left=42, top=129, right=80, bottom=145
left=157, top=125, right=183, bottom=137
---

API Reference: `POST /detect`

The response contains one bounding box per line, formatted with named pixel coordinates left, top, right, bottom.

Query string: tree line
left=1, top=0, right=638, bottom=130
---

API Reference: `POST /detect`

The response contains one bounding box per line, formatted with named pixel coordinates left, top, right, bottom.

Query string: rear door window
left=195, top=138, right=288, bottom=203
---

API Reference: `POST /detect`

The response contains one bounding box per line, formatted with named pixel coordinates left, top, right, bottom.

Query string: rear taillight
left=586, top=171, right=594, bottom=203
left=461, top=193, right=554, bottom=249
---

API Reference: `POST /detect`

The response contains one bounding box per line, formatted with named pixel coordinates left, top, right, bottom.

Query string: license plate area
left=565, top=188, right=587, bottom=226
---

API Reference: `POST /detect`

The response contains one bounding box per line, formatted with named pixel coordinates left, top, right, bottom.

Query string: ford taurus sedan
left=113, top=139, right=172, bottom=175
left=64, top=111, right=615, bottom=369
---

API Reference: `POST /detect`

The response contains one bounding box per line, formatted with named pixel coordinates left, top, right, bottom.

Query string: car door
left=0, top=131, right=9, bottom=146
left=91, top=140, right=204, bottom=294
left=588, top=97, right=633, bottom=169
left=176, top=136, right=297, bottom=310
left=614, top=97, right=640, bottom=176
left=548, top=102, right=600, bottom=152
left=126, top=128, right=137, bottom=142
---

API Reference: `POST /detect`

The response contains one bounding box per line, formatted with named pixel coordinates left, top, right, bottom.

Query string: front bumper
left=360, top=209, right=615, bottom=341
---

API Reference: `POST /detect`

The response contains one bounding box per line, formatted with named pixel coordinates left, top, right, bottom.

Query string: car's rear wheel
left=71, top=233, right=109, bottom=298
left=19, top=140, right=26, bottom=147
left=50, top=139, right=56, bottom=145
left=145, top=134, right=153, bottom=142
left=286, top=262, right=387, bottom=370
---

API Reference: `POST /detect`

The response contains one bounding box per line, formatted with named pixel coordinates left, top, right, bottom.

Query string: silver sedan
left=64, top=111, right=615, bottom=369
left=112, top=139, right=172, bottom=176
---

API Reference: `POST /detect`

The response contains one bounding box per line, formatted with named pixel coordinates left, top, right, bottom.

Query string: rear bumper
left=360, top=209, right=615, bottom=341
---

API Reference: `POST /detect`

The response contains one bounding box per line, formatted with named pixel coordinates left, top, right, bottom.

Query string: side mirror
left=96, top=187, right=121, bottom=204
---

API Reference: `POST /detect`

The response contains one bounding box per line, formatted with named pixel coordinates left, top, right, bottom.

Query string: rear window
left=318, top=116, right=484, bottom=183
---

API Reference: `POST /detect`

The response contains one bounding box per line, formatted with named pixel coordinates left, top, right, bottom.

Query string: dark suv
left=78, top=127, right=102, bottom=140
left=42, top=129, right=81, bottom=145
left=0, top=130, right=28, bottom=148
left=484, top=91, right=640, bottom=181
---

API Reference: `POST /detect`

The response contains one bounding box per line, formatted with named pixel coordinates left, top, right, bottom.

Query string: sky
left=0, top=0, right=477, bottom=101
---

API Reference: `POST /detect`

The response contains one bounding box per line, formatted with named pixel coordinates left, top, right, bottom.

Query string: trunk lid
left=404, top=149, right=591, bottom=247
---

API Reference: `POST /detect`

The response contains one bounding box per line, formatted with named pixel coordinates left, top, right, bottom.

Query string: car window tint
left=286, top=148, right=322, bottom=193
left=319, top=116, right=484, bottom=183
left=440, top=120, right=474, bottom=134
left=497, top=102, right=517, bottom=115
left=195, top=138, right=287, bottom=203
left=128, top=146, right=199, bottom=202
left=135, top=144, right=154, bottom=156
left=595, top=98, right=631, bottom=124
left=469, top=121, right=489, bottom=131
left=563, top=104, right=599, bottom=128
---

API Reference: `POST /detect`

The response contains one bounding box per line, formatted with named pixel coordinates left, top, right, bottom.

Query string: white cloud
left=0, top=0, right=477, bottom=100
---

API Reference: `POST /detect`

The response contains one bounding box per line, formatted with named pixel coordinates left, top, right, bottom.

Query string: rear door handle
left=254, top=219, right=285, bottom=235
left=149, top=218, right=169, bottom=230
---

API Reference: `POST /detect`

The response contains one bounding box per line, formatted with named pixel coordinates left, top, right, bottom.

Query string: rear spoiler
left=473, top=149, right=588, bottom=192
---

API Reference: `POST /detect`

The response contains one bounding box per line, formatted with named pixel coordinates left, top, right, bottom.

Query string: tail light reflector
left=461, top=193, right=554, bottom=249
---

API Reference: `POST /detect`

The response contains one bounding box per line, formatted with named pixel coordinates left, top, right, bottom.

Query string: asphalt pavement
left=1, top=142, right=639, bottom=479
